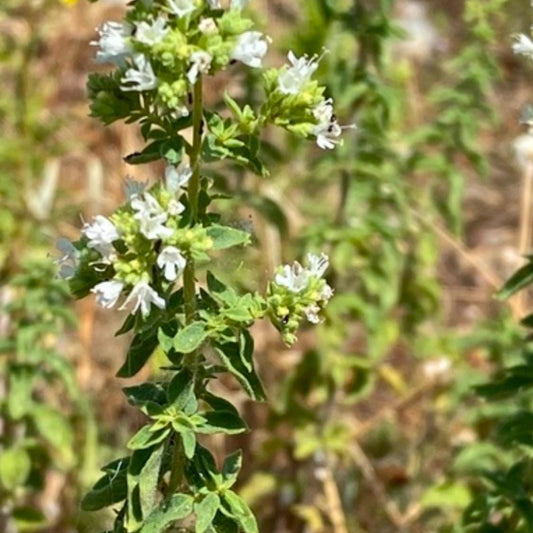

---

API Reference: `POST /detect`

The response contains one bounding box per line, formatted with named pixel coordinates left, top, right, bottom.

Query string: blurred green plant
left=227, top=0, right=516, bottom=530
left=0, top=1, right=97, bottom=530
left=0, top=262, right=94, bottom=531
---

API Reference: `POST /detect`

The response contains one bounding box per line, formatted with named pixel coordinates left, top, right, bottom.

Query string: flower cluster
left=268, top=253, right=333, bottom=345
left=90, top=1, right=351, bottom=151
left=58, top=166, right=213, bottom=317
left=262, top=51, right=355, bottom=149
left=92, top=0, right=268, bottom=113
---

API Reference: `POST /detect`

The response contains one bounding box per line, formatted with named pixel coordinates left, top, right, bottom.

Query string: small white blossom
left=306, top=253, right=329, bottom=278
left=120, top=281, right=166, bottom=316
left=168, top=199, right=186, bottom=216
left=231, top=0, right=250, bottom=9
left=187, top=51, right=212, bottom=84
left=92, top=21, right=132, bottom=66
left=312, top=98, right=355, bottom=150
left=92, top=280, right=124, bottom=309
left=423, top=357, right=452, bottom=382
left=304, top=303, right=321, bottom=324
left=56, top=238, right=79, bottom=279
left=207, top=0, right=221, bottom=7
left=157, top=246, right=187, bottom=281
left=165, top=165, right=193, bottom=192
left=167, top=0, right=196, bottom=17
left=121, top=54, right=158, bottom=92
left=278, top=51, right=320, bottom=95
left=131, top=192, right=165, bottom=219
left=231, top=31, right=269, bottom=68
left=275, top=262, right=309, bottom=293
left=83, top=215, right=120, bottom=259
left=513, top=34, right=533, bottom=58
left=139, top=213, right=174, bottom=240
left=320, top=284, right=334, bottom=302
left=199, top=17, right=218, bottom=34
left=131, top=193, right=174, bottom=240
left=123, top=178, right=147, bottom=200
left=135, top=17, right=169, bottom=46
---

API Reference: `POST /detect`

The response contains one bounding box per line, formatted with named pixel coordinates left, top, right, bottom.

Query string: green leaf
left=212, top=513, right=239, bottom=533
left=32, top=405, right=74, bottom=467
left=140, top=494, right=194, bottom=533
left=117, top=327, right=159, bottom=378
left=213, top=334, right=266, bottom=401
left=124, top=140, right=163, bottom=165
left=207, top=225, right=251, bottom=250
left=126, top=446, right=164, bottom=531
left=160, top=137, right=185, bottom=165
left=222, top=451, right=242, bottom=487
left=81, top=458, right=129, bottom=511
left=168, top=369, right=197, bottom=413
left=87, top=72, right=141, bottom=126
left=123, top=383, right=167, bottom=409
left=195, top=493, right=221, bottom=533
left=498, top=260, right=533, bottom=300
left=12, top=506, right=48, bottom=530
left=7, top=364, right=34, bottom=420
left=173, top=322, right=208, bottom=354
left=200, top=411, right=248, bottom=435
left=0, top=447, right=31, bottom=491
left=182, top=430, right=197, bottom=459
left=127, top=426, right=171, bottom=450
left=221, top=491, right=258, bottom=533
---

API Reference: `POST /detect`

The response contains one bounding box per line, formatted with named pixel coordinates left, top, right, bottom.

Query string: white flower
left=231, top=0, right=250, bottom=9
left=92, top=280, right=124, bottom=309
left=165, top=164, right=193, bottom=192
left=123, top=178, right=147, bottom=200
left=131, top=192, right=164, bottom=219
left=167, top=0, right=196, bottom=17
left=231, top=31, right=268, bottom=68
left=311, top=98, right=355, bottom=150
left=199, top=17, right=218, bottom=34
left=306, top=252, right=329, bottom=278
left=513, top=34, right=533, bottom=58
left=157, top=246, right=187, bottom=281
left=187, top=51, right=212, bottom=84
left=168, top=199, right=186, bottom=216
left=275, top=262, right=309, bottom=293
left=139, top=213, right=174, bottom=240
left=278, top=51, right=320, bottom=95
left=56, top=238, right=79, bottom=279
left=131, top=193, right=174, bottom=240
left=120, top=282, right=166, bottom=316
left=207, top=0, right=221, bottom=7
left=320, top=284, right=334, bottom=302
left=121, top=54, right=158, bottom=92
left=304, top=303, right=321, bottom=324
left=92, top=21, right=132, bottom=66
left=135, top=17, right=169, bottom=46
left=83, top=215, right=120, bottom=259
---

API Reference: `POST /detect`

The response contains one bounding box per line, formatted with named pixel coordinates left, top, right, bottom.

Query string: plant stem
left=167, top=439, right=185, bottom=495
left=183, top=78, right=204, bottom=325
left=169, top=79, right=203, bottom=495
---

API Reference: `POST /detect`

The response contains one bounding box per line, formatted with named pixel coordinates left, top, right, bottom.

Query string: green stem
left=183, top=78, right=204, bottom=325
left=169, top=79, right=203, bottom=495
left=167, top=439, right=185, bottom=495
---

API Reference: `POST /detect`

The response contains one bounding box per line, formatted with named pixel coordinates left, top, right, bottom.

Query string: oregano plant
left=58, top=0, right=350, bottom=531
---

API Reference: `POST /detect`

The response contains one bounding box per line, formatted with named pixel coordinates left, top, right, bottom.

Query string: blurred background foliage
left=2, top=0, right=533, bottom=532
